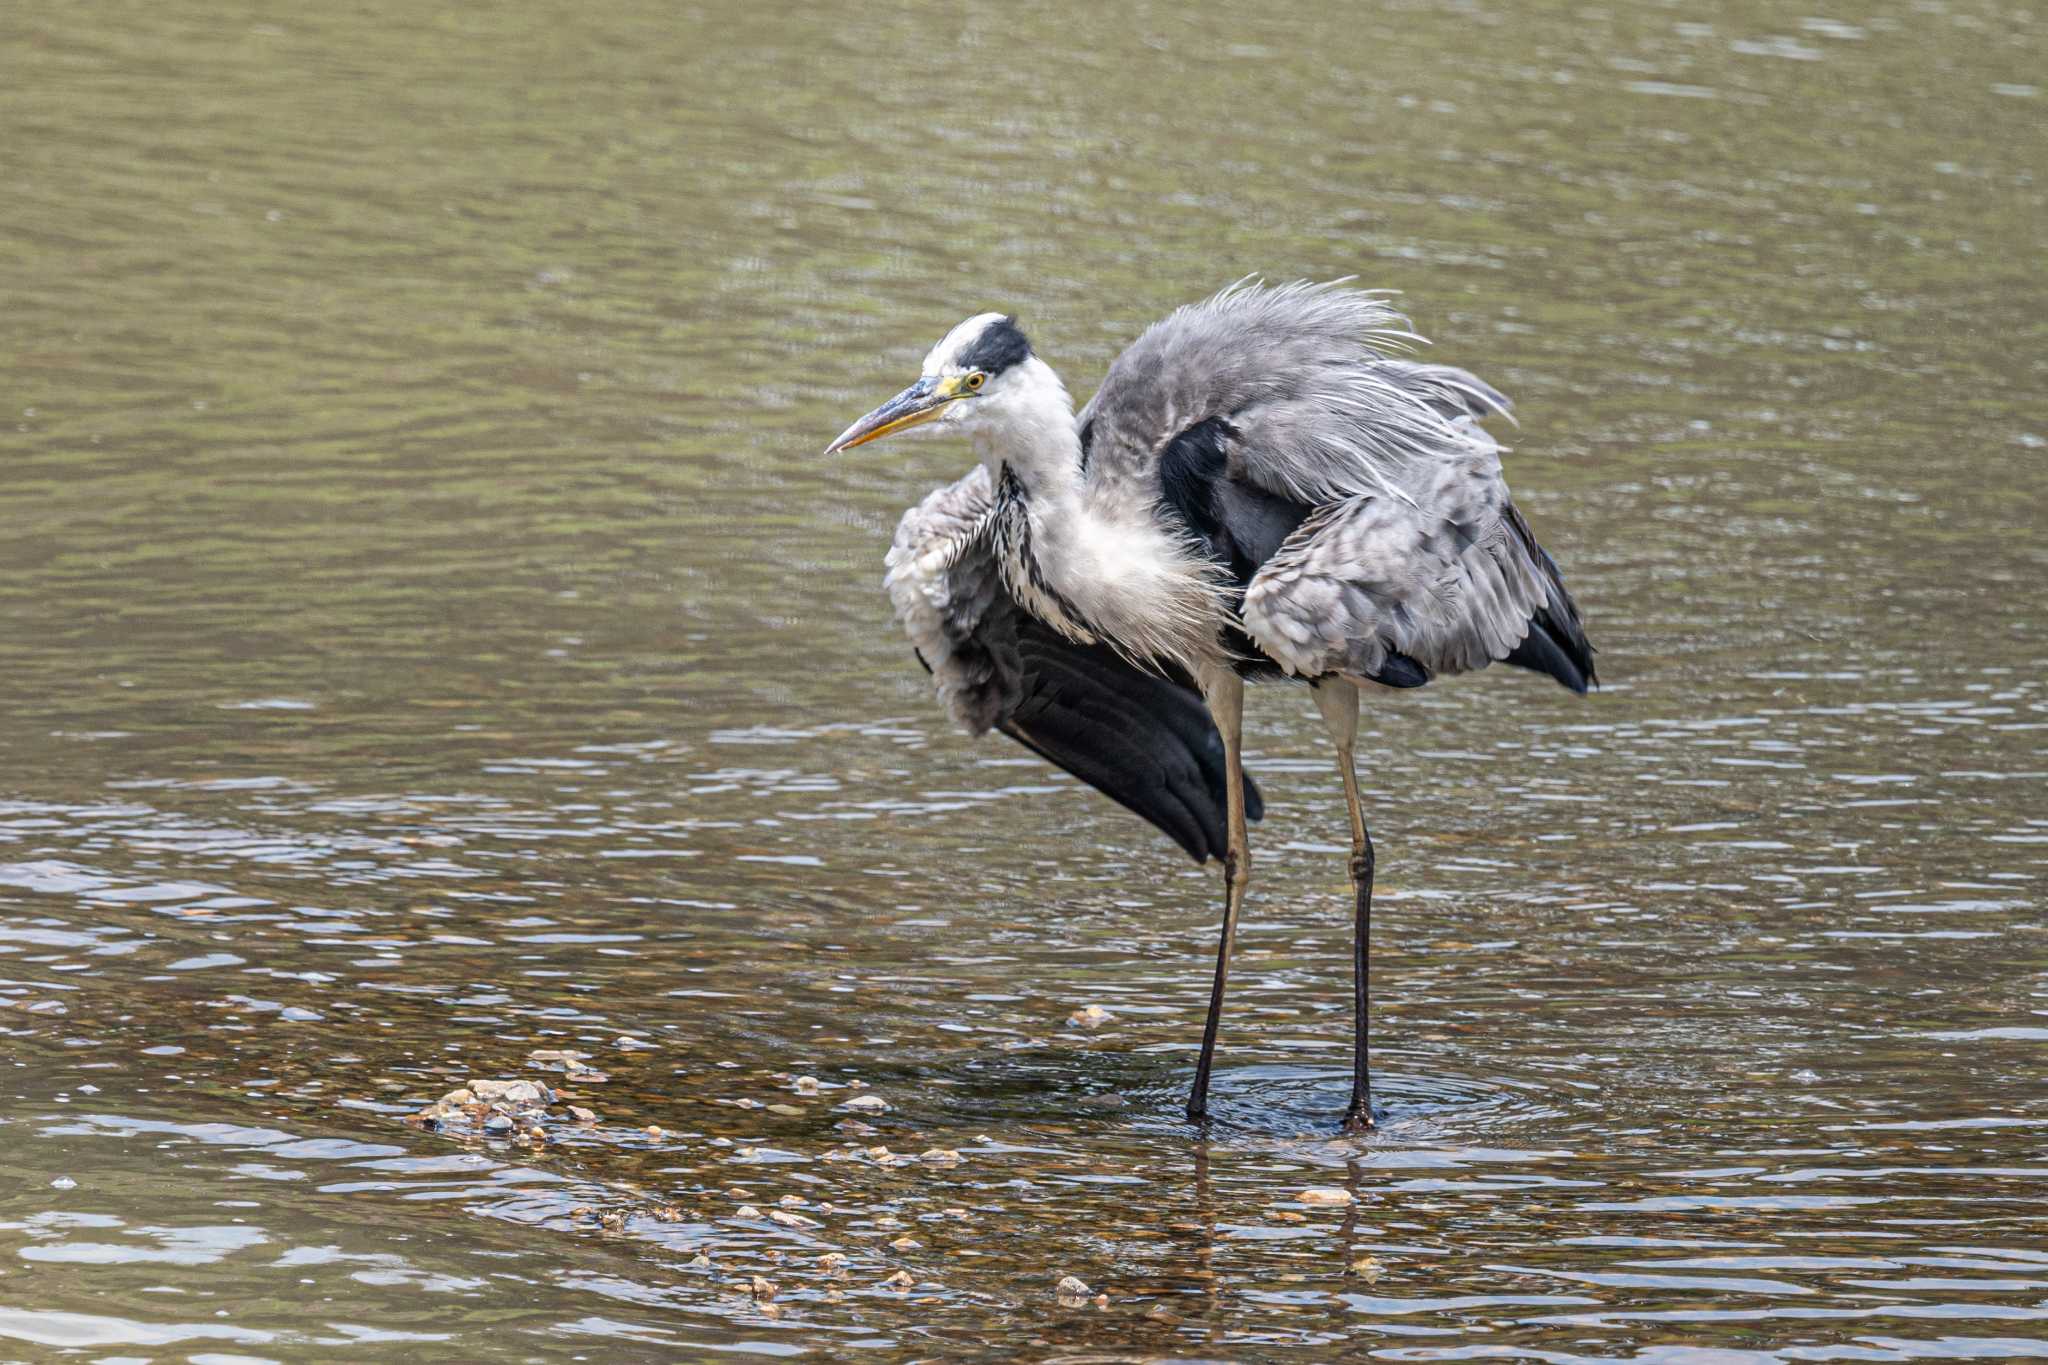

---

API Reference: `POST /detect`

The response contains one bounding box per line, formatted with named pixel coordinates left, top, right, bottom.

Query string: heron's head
left=824, top=313, right=1038, bottom=454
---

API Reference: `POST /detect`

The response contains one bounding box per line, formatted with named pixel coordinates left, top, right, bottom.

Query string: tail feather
left=1502, top=505, right=1596, bottom=693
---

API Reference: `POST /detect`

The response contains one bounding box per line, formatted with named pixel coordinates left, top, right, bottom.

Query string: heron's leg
left=1187, top=666, right=1250, bottom=1123
left=1314, top=680, right=1375, bottom=1133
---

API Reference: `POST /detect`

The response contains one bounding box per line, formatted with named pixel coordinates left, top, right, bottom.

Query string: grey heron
left=827, top=281, right=1593, bottom=1131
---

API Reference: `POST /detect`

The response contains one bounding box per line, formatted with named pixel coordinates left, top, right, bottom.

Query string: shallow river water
left=4, top=1, right=2046, bottom=1360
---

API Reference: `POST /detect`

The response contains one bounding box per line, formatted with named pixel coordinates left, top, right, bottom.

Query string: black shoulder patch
left=957, top=316, right=1032, bottom=375
left=1157, top=416, right=1233, bottom=547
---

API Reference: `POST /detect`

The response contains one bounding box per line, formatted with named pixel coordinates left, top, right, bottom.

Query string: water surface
left=3, top=0, right=2046, bottom=1358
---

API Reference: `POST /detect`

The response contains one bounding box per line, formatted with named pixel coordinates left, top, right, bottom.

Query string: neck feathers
left=973, top=356, right=1080, bottom=496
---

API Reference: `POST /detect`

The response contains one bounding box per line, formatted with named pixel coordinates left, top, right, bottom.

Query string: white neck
left=966, top=356, right=1081, bottom=501
left=962, top=355, right=1228, bottom=675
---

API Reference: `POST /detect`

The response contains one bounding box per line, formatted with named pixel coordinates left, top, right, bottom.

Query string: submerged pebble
left=1056, top=1274, right=1091, bottom=1302
left=1068, top=1004, right=1113, bottom=1029
left=1298, top=1187, right=1354, bottom=1206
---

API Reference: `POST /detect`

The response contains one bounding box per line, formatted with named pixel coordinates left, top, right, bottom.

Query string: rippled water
left=4, top=0, right=2045, bottom=1358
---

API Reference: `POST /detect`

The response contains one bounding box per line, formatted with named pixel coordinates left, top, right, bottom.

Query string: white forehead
left=923, top=312, right=1009, bottom=375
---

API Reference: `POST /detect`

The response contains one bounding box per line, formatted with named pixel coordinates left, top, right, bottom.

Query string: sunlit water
left=3, top=0, right=2045, bottom=1358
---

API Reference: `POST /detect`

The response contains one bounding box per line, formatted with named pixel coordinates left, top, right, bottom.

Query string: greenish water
left=3, top=0, right=2045, bottom=1359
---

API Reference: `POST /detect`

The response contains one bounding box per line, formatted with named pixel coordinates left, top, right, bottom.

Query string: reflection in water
left=2, top=0, right=2045, bottom=1358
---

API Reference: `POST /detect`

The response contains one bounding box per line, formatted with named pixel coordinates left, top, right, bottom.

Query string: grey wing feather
left=884, top=466, right=1013, bottom=734
left=884, top=468, right=1264, bottom=862
left=1079, top=278, right=1589, bottom=691
left=1241, top=419, right=1565, bottom=685
left=1078, top=280, right=1500, bottom=506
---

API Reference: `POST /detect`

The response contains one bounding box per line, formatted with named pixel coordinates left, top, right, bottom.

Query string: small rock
left=1350, top=1256, right=1385, bottom=1280
left=1297, top=1187, right=1354, bottom=1207
left=880, top=1270, right=914, bottom=1289
left=687, top=1252, right=713, bottom=1268
left=777, top=1195, right=806, bottom=1207
left=439, top=1087, right=476, bottom=1106
left=819, top=1252, right=848, bottom=1272
left=768, top=1209, right=818, bottom=1228
left=921, top=1148, right=963, bottom=1166
left=482, top=1114, right=513, bottom=1133
left=735, top=1204, right=765, bottom=1220
left=644, top=1125, right=665, bottom=1140
left=1068, top=1004, right=1113, bottom=1029
left=841, top=1094, right=889, bottom=1114
left=1092, top=1293, right=1110, bottom=1308
left=600, top=1210, right=626, bottom=1230
left=793, top=1076, right=820, bottom=1095
left=889, top=1235, right=920, bottom=1250
left=744, top=1276, right=777, bottom=1300
left=50, top=1176, right=77, bottom=1191
left=766, top=1103, right=804, bottom=1117
left=568, top=1106, right=596, bottom=1123
left=1056, top=1274, right=1091, bottom=1301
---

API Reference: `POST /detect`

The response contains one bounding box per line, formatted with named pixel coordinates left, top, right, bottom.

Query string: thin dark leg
left=1315, top=681, right=1375, bottom=1132
left=1344, top=826, right=1375, bottom=1131
left=1188, top=668, right=1249, bottom=1124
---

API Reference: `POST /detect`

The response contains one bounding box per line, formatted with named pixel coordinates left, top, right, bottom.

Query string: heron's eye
left=964, top=372, right=987, bottom=392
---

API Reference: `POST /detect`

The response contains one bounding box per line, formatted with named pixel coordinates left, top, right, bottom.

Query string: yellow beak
left=825, top=375, right=967, bottom=453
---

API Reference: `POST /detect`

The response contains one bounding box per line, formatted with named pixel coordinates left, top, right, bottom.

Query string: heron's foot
left=1342, top=1095, right=1375, bottom=1134
left=1185, top=1099, right=1211, bottom=1125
